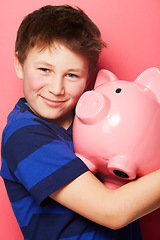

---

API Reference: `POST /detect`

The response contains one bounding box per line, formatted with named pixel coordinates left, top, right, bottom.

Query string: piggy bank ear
left=94, top=69, right=118, bottom=89
left=135, top=67, right=160, bottom=103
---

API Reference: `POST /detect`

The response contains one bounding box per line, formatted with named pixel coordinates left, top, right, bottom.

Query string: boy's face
left=15, top=42, right=89, bottom=129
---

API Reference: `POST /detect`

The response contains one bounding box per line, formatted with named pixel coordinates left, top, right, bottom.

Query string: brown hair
left=15, top=5, right=106, bottom=76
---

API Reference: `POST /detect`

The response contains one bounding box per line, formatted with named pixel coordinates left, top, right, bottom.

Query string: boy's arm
left=50, top=169, right=160, bottom=230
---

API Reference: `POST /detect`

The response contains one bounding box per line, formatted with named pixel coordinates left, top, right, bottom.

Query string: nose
left=48, top=76, right=65, bottom=95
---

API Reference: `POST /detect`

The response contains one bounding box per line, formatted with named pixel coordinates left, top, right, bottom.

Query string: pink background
left=0, top=0, right=160, bottom=239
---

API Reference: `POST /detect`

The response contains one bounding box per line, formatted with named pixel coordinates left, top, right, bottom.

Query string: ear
left=135, top=67, right=160, bottom=103
left=94, top=69, right=118, bottom=89
left=14, top=52, right=24, bottom=79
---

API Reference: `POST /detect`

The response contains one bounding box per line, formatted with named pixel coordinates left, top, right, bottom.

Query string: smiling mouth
left=41, top=96, right=66, bottom=106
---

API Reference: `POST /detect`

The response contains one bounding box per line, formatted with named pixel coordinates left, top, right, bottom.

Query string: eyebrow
left=67, top=68, right=85, bottom=73
left=36, top=61, right=54, bottom=67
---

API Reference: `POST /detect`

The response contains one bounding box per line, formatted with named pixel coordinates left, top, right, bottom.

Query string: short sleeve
left=2, top=118, right=89, bottom=205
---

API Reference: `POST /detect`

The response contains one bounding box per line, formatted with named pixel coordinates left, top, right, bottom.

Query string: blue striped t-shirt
left=0, top=98, right=142, bottom=240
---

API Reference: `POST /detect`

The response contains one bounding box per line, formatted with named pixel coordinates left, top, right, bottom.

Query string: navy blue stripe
left=30, top=158, right=89, bottom=206
left=4, top=179, right=30, bottom=202
left=34, top=117, right=73, bottom=141
left=21, top=213, right=99, bottom=239
left=117, top=220, right=142, bottom=239
left=4, top=124, right=59, bottom=172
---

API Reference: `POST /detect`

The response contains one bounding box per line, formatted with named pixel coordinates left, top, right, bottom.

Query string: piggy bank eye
left=115, top=88, right=122, bottom=93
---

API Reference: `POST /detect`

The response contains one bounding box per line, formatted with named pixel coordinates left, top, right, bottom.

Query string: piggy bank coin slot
left=113, top=170, right=129, bottom=178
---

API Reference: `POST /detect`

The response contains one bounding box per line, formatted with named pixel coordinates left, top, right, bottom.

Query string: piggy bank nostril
left=113, top=170, right=129, bottom=179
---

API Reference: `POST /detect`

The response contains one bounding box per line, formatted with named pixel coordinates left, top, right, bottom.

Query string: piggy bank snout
left=108, top=156, right=137, bottom=180
left=76, top=91, right=110, bottom=124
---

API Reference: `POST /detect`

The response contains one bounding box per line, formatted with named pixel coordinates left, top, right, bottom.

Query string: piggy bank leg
left=108, top=156, right=137, bottom=180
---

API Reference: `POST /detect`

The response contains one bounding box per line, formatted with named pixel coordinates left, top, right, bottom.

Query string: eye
left=115, top=88, right=122, bottom=93
left=39, top=68, right=50, bottom=73
left=66, top=73, right=79, bottom=78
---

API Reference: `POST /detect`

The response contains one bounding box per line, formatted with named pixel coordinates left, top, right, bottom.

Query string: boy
left=1, top=5, right=160, bottom=240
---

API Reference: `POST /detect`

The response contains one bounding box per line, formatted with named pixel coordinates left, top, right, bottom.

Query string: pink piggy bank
left=73, top=67, right=160, bottom=189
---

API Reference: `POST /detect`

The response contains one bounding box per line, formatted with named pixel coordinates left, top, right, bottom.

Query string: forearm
left=51, top=169, right=160, bottom=229
left=111, top=169, right=160, bottom=228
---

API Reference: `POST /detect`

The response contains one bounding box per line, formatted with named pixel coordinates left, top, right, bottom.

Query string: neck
left=51, top=111, right=74, bottom=130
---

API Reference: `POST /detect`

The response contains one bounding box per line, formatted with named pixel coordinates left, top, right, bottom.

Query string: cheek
left=23, top=72, right=45, bottom=92
left=69, top=82, right=86, bottom=99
